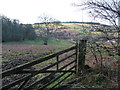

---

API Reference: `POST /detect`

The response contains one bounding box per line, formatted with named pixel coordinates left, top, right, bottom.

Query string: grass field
left=34, top=22, right=106, bottom=36
left=3, top=39, right=72, bottom=47
left=2, top=39, right=73, bottom=68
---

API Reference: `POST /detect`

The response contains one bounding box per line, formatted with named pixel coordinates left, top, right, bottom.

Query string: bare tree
left=74, top=0, right=120, bottom=55
left=38, top=14, right=60, bottom=45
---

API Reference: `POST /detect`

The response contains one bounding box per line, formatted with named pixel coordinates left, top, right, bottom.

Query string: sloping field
left=2, top=44, right=64, bottom=71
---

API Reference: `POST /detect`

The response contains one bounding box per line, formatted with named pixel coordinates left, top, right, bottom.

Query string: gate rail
left=1, top=40, right=87, bottom=90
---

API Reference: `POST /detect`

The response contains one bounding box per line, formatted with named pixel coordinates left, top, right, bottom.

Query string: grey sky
left=0, top=0, right=109, bottom=24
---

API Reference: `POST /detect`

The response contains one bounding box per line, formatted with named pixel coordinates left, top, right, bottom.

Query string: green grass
left=0, top=59, right=11, bottom=62
left=35, top=29, right=39, bottom=32
left=47, top=73, right=71, bottom=88
left=3, top=39, right=72, bottom=47
left=47, top=39, right=72, bottom=47
left=3, top=40, right=44, bottom=45
left=21, top=40, right=44, bottom=44
left=2, top=39, right=72, bottom=63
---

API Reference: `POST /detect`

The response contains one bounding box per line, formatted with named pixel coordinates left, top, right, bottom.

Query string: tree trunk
left=43, top=40, right=48, bottom=45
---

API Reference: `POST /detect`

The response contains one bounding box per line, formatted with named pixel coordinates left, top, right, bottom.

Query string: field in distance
left=2, top=39, right=73, bottom=70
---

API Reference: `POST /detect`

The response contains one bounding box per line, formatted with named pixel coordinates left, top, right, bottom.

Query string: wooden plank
left=24, top=60, right=76, bottom=89
left=15, top=52, right=76, bottom=74
left=75, top=41, right=79, bottom=73
left=56, top=55, right=59, bottom=70
left=2, top=75, right=32, bottom=90
left=1, top=46, right=76, bottom=78
left=59, top=59, right=76, bottom=71
left=17, top=79, right=29, bottom=90
left=15, top=70, right=76, bottom=74
left=39, top=66, right=75, bottom=89
left=25, top=73, right=56, bottom=89
left=50, top=72, right=73, bottom=89
left=39, top=73, right=68, bottom=89
left=2, top=53, right=76, bottom=89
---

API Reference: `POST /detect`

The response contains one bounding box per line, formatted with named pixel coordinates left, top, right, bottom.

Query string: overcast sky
left=0, top=0, right=109, bottom=24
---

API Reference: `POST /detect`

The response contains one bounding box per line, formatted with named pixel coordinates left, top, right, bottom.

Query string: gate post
left=75, top=40, right=79, bottom=73
left=77, top=40, right=87, bottom=73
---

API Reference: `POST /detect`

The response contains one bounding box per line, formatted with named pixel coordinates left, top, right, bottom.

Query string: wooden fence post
left=56, top=55, right=59, bottom=70
left=75, top=40, right=79, bottom=73
left=77, top=40, right=87, bottom=73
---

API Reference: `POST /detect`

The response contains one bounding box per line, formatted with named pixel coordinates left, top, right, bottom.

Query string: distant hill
left=34, top=21, right=101, bottom=25
left=61, top=21, right=101, bottom=25
left=33, top=21, right=113, bottom=33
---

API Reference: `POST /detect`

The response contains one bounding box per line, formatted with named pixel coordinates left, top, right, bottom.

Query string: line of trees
left=2, top=16, right=37, bottom=42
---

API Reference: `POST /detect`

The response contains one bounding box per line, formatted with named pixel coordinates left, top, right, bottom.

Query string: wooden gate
left=1, top=40, right=87, bottom=90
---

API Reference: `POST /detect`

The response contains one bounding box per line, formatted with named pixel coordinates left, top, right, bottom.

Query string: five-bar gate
left=1, top=40, right=87, bottom=90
